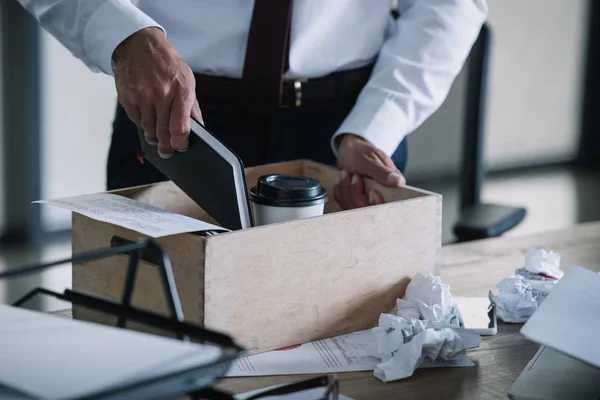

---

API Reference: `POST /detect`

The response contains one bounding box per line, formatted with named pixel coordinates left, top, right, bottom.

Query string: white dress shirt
left=18, top=0, right=487, bottom=157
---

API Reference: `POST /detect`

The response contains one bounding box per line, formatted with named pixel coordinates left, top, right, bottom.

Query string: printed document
left=35, top=193, right=223, bottom=237
left=226, top=329, right=474, bottom=377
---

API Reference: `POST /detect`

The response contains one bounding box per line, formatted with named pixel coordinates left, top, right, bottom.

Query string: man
left=18, top=0, right=487, bottom=209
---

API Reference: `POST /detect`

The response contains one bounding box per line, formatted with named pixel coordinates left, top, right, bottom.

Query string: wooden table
left=218, top=221, right=600, bottom=399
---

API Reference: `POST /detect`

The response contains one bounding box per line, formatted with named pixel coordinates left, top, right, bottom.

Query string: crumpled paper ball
left=518, top=248, right=563, bottom=280
left=372, top=313, right=467, bottom=382
left=396, top=273, right=463, bottom=326
left=490, top=249, right=562, bottom=323
left=371, top=273, right=477, bottom=383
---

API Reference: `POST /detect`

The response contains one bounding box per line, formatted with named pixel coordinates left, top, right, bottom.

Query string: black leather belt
left=194, top=64, right=373, bottom=109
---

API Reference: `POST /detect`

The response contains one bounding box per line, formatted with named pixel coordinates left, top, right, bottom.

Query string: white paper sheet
left=226, top=329, right=474, bottom=378
left=0, top=305, right=222, bottom=400
left=35, top=193, right=223, bottom=237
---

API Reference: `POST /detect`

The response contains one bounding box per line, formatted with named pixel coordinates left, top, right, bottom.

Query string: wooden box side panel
left=72, top=214, right=206, bottom=326
left=203, top=194, right=441, bottom=353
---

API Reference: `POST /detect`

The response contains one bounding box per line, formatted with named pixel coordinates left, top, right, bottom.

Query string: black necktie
left=240, top=0, right=294, bottom=114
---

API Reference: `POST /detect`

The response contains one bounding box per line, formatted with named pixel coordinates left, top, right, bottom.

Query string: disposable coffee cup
left=249, top=174, right=328, bottom=226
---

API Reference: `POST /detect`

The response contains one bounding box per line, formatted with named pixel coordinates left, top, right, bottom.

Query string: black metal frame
left=0, top=238, right=245, bottom=399
left=2, top=239, right=188, bottom=334
left=578, top=0, right=600, bottom=166
left=452, top=24, right=527, bottom=242
left=193, top=375, right=339, bottom=400
left=0, top=238, right=342, bottom=400
left=0, top=0, right=43, bottom=246
left=460, top=24, right=490, bottom=211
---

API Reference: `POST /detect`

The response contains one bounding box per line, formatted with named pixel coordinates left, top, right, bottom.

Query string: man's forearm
left=331, top=0, right=488, bottom=157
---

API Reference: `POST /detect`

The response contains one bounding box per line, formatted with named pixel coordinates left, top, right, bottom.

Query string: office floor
left=1, top=164, right=599, bottom=306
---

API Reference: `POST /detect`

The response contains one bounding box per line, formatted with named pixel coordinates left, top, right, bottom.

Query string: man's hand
left=112, top=27, right=202, bottom=159
left=335, top=134, right=406, bottom=210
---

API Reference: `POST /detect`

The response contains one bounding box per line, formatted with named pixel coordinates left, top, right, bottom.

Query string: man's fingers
left=191, top=98, right=203, bottom=124
left=140, top=105, right=157, bottom=145
left=334, top=170, right=351, bottom=210
left=169, top=93, right=193, bottom=152
left=333, top=182, right=344, bottom=210
left=378, top=150, right=407, bottom=186
left=386, top=170, right=406, bottom=186
left=122, top=103, right=142, bottom=127
left=340, top=171, right=354, bottom=210
left=337, top=170, right=350, bottom=209
left=362, top=155, right=405, bottom=187
left=350, top=174, right=369, bottom=208
left=156, top=102, right=174, bottom=159
left=368, top=190, right=385, bottom=206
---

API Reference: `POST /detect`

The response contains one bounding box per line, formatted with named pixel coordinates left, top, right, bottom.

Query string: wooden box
left=72, top=160, right=441, bottom=353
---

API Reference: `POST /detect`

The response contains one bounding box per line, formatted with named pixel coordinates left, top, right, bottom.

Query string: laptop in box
left=138, top=118, right=253, bottom=231
left=508, top=266, right=600, bottom=400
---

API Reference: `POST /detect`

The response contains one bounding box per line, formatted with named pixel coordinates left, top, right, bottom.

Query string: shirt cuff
left=331, top=90, right=409, bottom=157
left=83, top=0, right=165, bottom=75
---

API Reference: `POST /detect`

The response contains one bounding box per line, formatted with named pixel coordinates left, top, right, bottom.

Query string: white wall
left=40, top=32, right=116, bottom=231
left=484, top=0, right=588, bottom=169
left=405, top=0, right=589, bottom=180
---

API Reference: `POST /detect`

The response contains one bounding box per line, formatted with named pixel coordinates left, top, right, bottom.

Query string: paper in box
left=69, top=160, right=441, bottom=353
